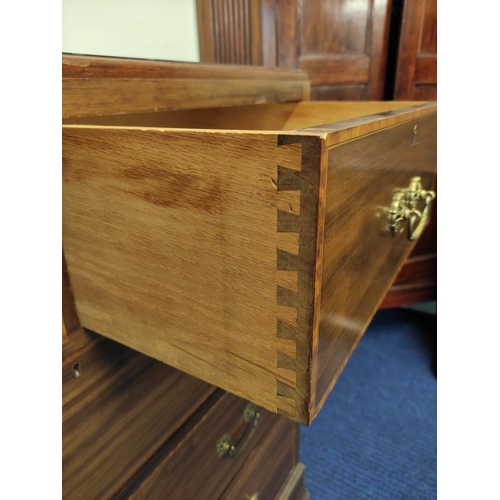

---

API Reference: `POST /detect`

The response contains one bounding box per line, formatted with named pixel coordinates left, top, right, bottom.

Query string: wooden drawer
left=63, top=63, right=437, bottom=424
left=115, top=391, right=278, bottom=499
left=220, top=417, right=299, bottom=500
left=62, top=334, right=215, bottom=499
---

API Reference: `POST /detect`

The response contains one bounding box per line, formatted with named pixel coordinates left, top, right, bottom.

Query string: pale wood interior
left=63, top=127, right=305, bottom=419
left=63, top=101, right=423, bottom=131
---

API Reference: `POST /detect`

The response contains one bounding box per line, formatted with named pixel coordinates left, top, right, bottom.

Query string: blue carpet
left=300, top=308, right=437, bottom=499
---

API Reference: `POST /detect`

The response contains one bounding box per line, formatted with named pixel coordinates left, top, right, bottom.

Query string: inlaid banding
left=276, top=144, right=304, bottom=418
left=276, top=135, right=321, bottom=423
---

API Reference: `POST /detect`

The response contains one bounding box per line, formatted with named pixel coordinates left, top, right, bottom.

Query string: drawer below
left=62, top=335, right=214, bottom=500
left=220, top=417, right=299, bottom=500
left=116, top=391, right=277, bottom=499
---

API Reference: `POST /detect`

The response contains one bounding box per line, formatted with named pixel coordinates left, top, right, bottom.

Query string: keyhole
left=73, top=363, right=82, bottom=378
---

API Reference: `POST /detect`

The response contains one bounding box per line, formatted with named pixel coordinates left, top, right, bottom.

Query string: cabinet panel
left=278, top=0, right=392, bottom=99
left=300, top=0, right=370, bottom=55
left=198, top=0, right=393, bottom=99
left=394, top=0, right=437, bottom=100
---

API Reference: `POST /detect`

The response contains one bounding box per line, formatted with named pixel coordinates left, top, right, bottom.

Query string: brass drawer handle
left=389, top=177, right=436, bottom=241
left=216, top=403, right=260, bottom=459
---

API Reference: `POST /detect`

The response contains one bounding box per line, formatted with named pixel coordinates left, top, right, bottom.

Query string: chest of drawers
left=63, top=327, right=306, bottom=499
left=62, top=52, right=436, bottom=499
left=63, top=55, right=436, bottom=426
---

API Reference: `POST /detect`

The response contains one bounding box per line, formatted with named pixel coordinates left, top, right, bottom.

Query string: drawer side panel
left=313, top=113, right=437, bottom=415
left=62, top=128, right=318, bottom=423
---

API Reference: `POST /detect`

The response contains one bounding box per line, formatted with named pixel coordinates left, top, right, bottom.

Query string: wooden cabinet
left=394, top=0, right=437, bottom=100
left=198, top=0, right=392, bottom=100
left=63, top=55, right=436, bottom=425
left=63, top=329, right=307, bottom=499
left=62, top=55, right=312, bottom=499
left=62, top=54, right=436, bottom=497
left=379, top=0, right=437, bottom=307
left=197, top=0, right=438, bottom=309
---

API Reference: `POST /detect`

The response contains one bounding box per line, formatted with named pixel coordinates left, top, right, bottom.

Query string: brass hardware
left=389, top=177, right=436, bottom=241
left=216, top=403, right=260, bottom=459
left=246, top=493, right=259, bottom=500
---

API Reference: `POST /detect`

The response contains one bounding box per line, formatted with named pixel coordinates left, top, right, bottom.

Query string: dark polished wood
left=197, top=0, right=393, bottom=99
left=310, top=85, right=365, bottom=101
left=379, top=0, right=437, bottom=308
left=394, top=0, right=437, bottom=100
left=62, top=53, right=306, bottom=81
left=62, top=53, right=309, bottom=499
left=62, top=335, right=215, bottom=499
left=63, top=54, right=309, bottom=118
left=62, top=251, right=80, bottom=336
left=280, top=0, right=393, bottom=99
left=379, top=278, right=436, bottom=309
left=193, top=1, right=437, bottom=310
left=220, top=417, right=299, bottom=500
left=114, top=392, right=277, bottom=499
left=62, top=327, right=99, bottom=361
left=314, top=113, right=437, bottom=415
left=197, top=0, right=277, bottom=67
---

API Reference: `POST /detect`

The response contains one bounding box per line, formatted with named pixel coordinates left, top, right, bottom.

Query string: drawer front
left=220, top=418, right=299, bottom=500
left=62, top=335, right=215, bottom=499
left=275, top=463, right=309, bottom=500
left=116, top=392, right=277, bottom=499
left=313, top=113, right=437, bottom=415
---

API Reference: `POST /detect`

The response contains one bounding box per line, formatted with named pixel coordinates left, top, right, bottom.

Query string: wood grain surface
left=114, top=392, right=277, bottom=499
left=277, top=0, right=392, bottom=100
left=313, top=112, right=437, bottom=415
left=380, top=278, right=436, bottom=309
left=197, top=0, right=272, bottom=66
left=394, top=0, right=437, bottom=100
left=297, top=102, right=436, bottom=146
left=62, top=250, right=80, bottom=336
left=383, top=0, right=437, bottom=306
left=63, top=127, right=308, bottom=419
left=275, top=463, right=309, bottom=500
left=62, top=54, right=309, bottom=81
left=64, top=101, right=421, bottom=131
left=63, top=78, right=310, bottom=118
left=63, top=54, right=310, bottom=118
left=220, top=416, right=298, bottom=500
left=62, top=335, right=215, bottom=499
left=63, top=101, right=436, bottom=424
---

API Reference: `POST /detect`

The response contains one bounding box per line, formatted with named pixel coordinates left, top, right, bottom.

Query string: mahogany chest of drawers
left=62, top=54, right=436, bottom=498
